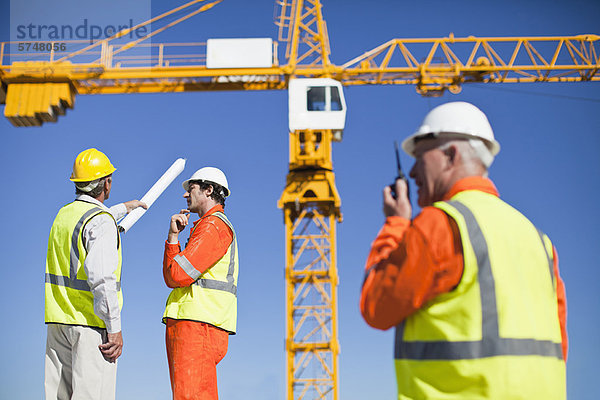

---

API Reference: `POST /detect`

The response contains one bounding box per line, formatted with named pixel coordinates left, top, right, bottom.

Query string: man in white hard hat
left=360, top=102, right=568, bottom=399
left=45, top=148, right=146, bottom=400
left=162, top=166, right=239, bottom=400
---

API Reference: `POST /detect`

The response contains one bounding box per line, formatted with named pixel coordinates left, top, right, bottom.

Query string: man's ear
left=204, top=185, right=214, bottom=196
left=444, top=145, right=457, bottom=165
left=102, top=176, right=112, bottom=201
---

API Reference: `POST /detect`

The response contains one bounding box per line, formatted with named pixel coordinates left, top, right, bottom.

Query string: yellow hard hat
left=70, top=148, right=116, bottom=182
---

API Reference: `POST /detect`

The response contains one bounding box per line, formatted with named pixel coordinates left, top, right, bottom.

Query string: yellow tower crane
left=1, top=1, right=598, bottom=399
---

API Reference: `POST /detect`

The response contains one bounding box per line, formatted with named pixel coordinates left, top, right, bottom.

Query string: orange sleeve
left=163, top=216, right=234, bottom=288
left=553, top=246, right=568, bottom=361
left=360, top=207, right=464, bottom=330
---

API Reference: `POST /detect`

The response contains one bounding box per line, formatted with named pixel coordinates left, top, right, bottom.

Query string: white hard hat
left=182, top=167, right=230, bottom=197
left=402, top=101, right=500, bottom=158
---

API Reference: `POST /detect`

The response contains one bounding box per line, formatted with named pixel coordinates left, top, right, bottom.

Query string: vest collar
left=75, top=194, right=110, bottom=211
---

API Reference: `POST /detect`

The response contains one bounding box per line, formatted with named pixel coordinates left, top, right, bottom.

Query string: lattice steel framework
left=2, top=0, right=598, bottom=125
left=339, top=34, right=600, bottom=96
left=284, top=207, right=338, bottom=400
left=279, top=129, right=341, bottom=400
left=275, top=0, right=332, bottom=70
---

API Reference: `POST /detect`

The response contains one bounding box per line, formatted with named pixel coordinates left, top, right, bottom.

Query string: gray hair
left=75, top=177, right=107, bottom=198
left=438, top=139, right=494, bottom=176
left=467, top=139, right=494, bottom=169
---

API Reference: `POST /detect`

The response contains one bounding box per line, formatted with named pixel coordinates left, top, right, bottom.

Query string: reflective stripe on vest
left=195, top=212, right=237, bottom=295
left=394, top=200, right=562, bottom=361
left=45, top=205, right=121, bottom=292
left=537, top=227, right=556, bottom=288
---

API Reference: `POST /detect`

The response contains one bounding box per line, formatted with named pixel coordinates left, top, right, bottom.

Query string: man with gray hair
left=360, top=102, right=568, bottom=399
left=45, top=148, right=146, bottom=400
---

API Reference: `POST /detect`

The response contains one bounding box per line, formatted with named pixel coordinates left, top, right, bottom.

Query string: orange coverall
left=360, top=176, right=568, bottom=359
left=163, top=204, right=234, bottom=400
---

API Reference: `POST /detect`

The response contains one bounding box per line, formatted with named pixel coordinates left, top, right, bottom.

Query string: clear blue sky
left=1, top=0, right=599, bottom=399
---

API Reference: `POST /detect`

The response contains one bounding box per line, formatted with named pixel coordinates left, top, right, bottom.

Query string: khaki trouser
left=45, top=324, right=117, bottom=400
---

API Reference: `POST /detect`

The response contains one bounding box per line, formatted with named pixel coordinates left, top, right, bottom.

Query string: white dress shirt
left=77, top=195, right=127, bottom=333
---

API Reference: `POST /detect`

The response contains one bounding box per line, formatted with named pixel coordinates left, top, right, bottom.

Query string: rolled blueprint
left=118, top=158, right=186, bottom=233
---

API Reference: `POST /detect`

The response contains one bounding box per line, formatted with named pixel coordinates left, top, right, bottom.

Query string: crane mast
left=276, top=2, right=340, bottom=399
left=278, top=129, right=341, bottom=400
left=1, top=1, right=599, bottom=399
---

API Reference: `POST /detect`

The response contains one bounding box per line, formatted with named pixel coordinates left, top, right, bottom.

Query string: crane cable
left=468, top=83, right=600, bottom=103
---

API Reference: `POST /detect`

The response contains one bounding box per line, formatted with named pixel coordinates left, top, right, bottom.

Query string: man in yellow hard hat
left=360, top=102, right=567, bottom=399
left=44, top=148, right=147, bottom=400
left=162, top=167, right=238, bottom=400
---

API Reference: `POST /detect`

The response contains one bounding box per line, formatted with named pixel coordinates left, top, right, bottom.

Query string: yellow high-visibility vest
left=163, top=211, right=239, bottom=334
left=395, top=190, right=565, bottom=400
left=45, top=200, right=122, bottom=328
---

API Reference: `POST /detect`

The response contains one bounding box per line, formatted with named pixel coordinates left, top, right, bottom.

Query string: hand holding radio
left=384, top=141, right=412, bottom=219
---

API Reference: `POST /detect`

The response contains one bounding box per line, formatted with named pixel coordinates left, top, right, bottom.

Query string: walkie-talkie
left=389, top=141, right=410, bottom=200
